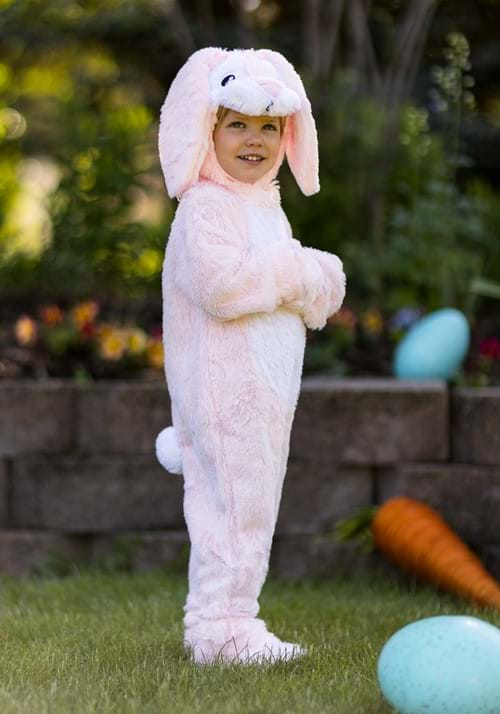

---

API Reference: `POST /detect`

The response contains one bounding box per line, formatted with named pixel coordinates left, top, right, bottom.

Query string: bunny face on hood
left=209, top=52, right=301, bottom=117
left=159, top=47, right=319, bottom=200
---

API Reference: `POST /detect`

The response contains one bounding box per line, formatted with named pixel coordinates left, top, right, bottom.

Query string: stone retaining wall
left=0, top=379, right=499, bottom=580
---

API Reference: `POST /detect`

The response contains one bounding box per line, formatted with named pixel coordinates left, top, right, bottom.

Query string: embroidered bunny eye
left=221, top=74, right=236, bottom=86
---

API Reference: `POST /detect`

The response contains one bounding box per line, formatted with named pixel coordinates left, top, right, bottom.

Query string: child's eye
left=263, top=124, right=278, bottom=131
left=229, top=121, right=245, bottom=128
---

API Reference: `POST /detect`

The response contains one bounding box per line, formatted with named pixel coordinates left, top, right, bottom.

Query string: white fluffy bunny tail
left=156, top=427, right=183, bottom=475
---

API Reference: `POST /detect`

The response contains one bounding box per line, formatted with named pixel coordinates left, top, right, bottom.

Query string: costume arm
left=301, top=247, right=346, bottom=330
left=175, top=196, right=323, bottom=322
left=280, top=209, right=346, bottom=330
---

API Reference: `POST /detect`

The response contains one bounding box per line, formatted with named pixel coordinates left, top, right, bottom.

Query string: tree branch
left=382, top=0, right=437, bottom=109
left=196, top=0, right=217, bottom=47
left=320, top=0, right=346, bottom=80
left=346, top=0, right=381, bottom=94
left=303, top=0, right=323, bottom=79
left=152, top=0, right=196, bottom=57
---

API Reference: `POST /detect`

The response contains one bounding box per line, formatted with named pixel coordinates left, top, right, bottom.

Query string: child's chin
left=233, top=164, right=267, bottom=183
left=239, top=175, right=261, bottom=184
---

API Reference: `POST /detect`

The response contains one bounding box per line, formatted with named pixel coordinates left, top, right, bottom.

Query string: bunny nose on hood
left=260, top=80, right=281, bottom=98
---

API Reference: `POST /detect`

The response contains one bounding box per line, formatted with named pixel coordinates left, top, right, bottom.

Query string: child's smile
left=213, top=109, right=282, bottom=184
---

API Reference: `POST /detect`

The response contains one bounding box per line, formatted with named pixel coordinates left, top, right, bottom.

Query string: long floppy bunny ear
left=256, top=50, right=319, bottom=196
left=159, top=47, right=226, bottom=199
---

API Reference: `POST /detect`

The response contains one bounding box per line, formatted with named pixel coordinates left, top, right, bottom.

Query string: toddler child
left=155, top=47, right=346, bottom=665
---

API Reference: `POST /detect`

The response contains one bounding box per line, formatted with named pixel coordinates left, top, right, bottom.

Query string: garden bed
left=1, top=297, right=500, bottom=385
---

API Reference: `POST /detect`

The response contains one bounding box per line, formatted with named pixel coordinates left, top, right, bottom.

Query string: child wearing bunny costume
left=155, top=47, right=346, bottom=664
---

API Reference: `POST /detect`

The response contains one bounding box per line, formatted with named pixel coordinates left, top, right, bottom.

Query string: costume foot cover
left=184, top=617, right=306, bottom=665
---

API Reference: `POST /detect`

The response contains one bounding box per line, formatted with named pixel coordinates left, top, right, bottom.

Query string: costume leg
left=179, top=403, right=304, bottom=664
left=272, top=347, right=304, bottom=528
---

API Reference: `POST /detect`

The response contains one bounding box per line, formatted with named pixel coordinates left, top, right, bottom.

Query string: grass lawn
left=0, top=570, right=498, bottom=714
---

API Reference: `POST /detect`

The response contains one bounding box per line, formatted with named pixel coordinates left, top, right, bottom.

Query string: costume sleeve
left=279, top=208, right=346, bottom=330
left=174, top=195, right=324, bottom=322
left=301, top=247, right=346, bottom=330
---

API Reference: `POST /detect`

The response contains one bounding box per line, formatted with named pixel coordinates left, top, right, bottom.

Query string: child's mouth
left=238, top=155, right=265, bottom=163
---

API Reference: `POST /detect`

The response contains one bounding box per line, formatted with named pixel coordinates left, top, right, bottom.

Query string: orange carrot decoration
left=337, top=496, right=500, bottom=610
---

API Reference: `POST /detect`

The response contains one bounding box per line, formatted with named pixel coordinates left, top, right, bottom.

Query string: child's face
left=213, top=110, right=282, bottom=184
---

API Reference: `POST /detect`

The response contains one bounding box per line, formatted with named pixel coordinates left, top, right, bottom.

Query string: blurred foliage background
left=1, top=0, right=500, bottom=379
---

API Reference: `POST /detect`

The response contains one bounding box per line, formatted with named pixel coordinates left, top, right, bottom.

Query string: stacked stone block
left=0, top=379, right=498, bottom=581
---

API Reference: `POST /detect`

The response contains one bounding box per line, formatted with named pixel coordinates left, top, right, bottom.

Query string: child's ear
left=255, top=50, right=320, bottom=196
left=159, top=47, right=226, bottom=199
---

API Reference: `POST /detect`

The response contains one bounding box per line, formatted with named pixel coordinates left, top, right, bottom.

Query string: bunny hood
left=159, top=47, right=319, bottom=200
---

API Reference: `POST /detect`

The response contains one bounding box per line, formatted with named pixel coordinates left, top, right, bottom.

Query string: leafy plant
left=32, top=535, right=142, bottom=578
left=0, top=37, right=172, bottom=301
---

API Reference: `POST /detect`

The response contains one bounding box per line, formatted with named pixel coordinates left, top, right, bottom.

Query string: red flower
left=150, top=325, right=163, bottom=340
left=80, top=322, right=97, bottom=339
left=39, top=305, right=64, bottom=326
left=478, top=337, right=500, bottom=360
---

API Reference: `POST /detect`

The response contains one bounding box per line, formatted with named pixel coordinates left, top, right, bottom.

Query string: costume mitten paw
left=278, top=238, right=325, bottom=313
left=301, top=248, right=346, bottom=330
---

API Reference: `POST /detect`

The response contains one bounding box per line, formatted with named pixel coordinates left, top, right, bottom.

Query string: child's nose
left=245, top=132, right=263, bottom=145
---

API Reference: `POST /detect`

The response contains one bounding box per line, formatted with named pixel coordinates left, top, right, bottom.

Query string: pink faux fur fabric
left=157, top=48, right=346, bottom=664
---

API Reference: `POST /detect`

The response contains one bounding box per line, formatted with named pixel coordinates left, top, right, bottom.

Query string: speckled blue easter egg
left=393, top=308, right=470, bottom=379
left=377, top=616, right=500, bottom=714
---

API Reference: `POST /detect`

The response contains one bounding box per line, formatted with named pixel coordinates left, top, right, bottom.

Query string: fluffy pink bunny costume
left=155, top=47, right=346, bottom=664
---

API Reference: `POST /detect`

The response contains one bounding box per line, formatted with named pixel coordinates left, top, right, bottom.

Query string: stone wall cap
left=452, top=386, right=500, bottom=398
left=301, top=377, right=447, bottom=392
left=0, top=377, right=450, bottom=393
left=0, top=379, right=164, bottom=392
left=0, top=379, right=77, bottom=390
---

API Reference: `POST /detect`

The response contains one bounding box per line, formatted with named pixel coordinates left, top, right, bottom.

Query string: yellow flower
left=95, top=323, right=114, bottom=340
left=125, top=328, right=148, bottom=355
left=146, top=338, right=164, bottom=369
left=71, top=300, right=99, bottom=328
left=39, top=304, right=64, bottom=326
left=361, top=308, right=384, bottom=336
left=14, top=315, right=38, bottom=345
left=98, top=329, right=127, bottom=361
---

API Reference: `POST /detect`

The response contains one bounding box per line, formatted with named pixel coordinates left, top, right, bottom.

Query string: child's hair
left=215, top=106, right=286, bottom=134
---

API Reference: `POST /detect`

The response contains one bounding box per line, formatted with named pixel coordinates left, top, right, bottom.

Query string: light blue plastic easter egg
left=393, top=308, right=470, bottom=379
left=377, top=616, right=500, bottom=714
